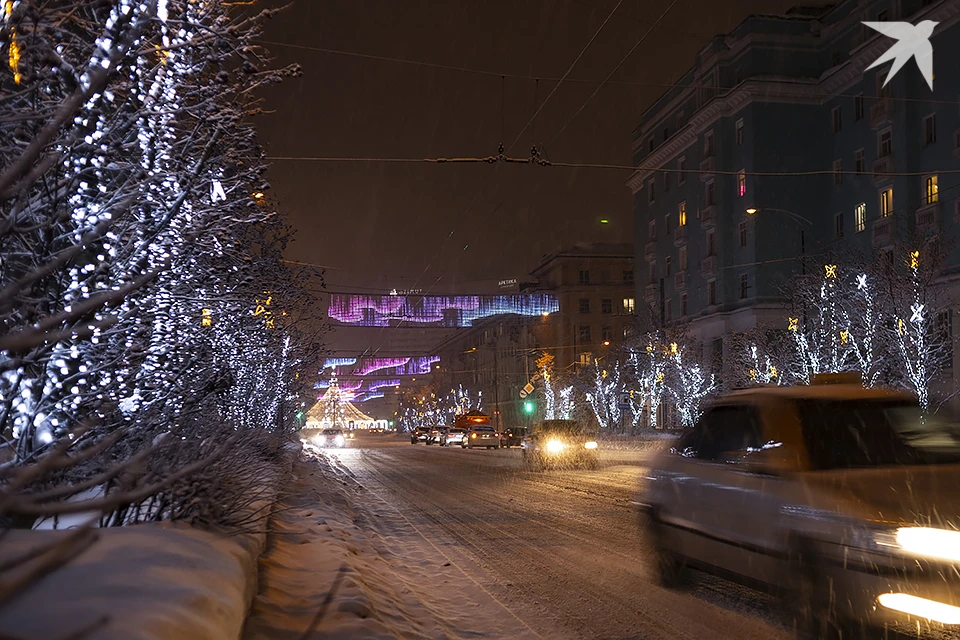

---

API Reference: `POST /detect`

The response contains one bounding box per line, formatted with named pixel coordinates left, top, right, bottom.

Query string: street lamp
left=745, top=206, right=812, bottom=276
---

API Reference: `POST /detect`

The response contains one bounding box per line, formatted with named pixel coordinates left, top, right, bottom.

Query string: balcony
left=915, top=202, right=940, bottom=234
left=870, top=98, right=892, bottom=128
left=644, top=283, right=658, bottom=304
left=674, top=271, right=687, bottom=291
left=699, top=156, right=715, bottom=179
left=701, top=255, right=717, bottom=276
left=872, top=155, right=893, bottom=185
left=872, top=216, right=894, bottom=246
left=673, top=224, right=687, bottom=245
left=644, top=241, right=656, bottom=260
left=700, top=205, right=717, bottom=228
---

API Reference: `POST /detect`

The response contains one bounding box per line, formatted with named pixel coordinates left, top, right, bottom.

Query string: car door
left=693, top=402, right=785, bottom=583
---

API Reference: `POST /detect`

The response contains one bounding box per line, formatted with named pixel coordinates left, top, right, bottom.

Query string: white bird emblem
left=863, top=20, right=938, bottom=90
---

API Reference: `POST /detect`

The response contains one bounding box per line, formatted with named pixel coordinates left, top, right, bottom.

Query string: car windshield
left=796, top=399, right=960, bottom=470
left=473, top=427, right=495, bottom=433
left=449, top=429, right=465, bottom=434
left=322, top=429, right=342, bottom=436
left=539, top=420, right=590, bottom=435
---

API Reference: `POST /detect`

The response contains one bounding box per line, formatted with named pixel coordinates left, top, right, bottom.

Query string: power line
left=505, top=0, right=625, bottom=153
left=253, top=39, right=960, bottom=108
left=265, top=154, right=960, bottom=179
left=546, top=0, right=680, bottom=150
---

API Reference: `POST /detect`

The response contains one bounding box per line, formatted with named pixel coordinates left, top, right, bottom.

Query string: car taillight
left=471, top=433, right=477, bottom=439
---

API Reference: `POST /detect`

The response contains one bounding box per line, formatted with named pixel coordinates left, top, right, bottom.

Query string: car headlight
left=545, top=439, right=566, bottom=454
left=896, top=527, right=960, bottom=563
left=335, top=435, right=345, bottom=446
left=584, top=441, right=598, bottom=450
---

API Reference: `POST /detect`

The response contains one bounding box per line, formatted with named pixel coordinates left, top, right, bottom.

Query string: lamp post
left=745, top=207, right=812, bottom=276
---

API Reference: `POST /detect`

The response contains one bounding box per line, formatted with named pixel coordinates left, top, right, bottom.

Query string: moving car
left=522, top=420, right=599, bottom=469
left=441, top=428, right=466, bottom=447
left=500, top=427, right=527, bottom=448
left=410, top=426, right=430, bottom=444
left=638, top=376, right=960, bottom=637
left=316, top=428, right=346, bottom=448
left=462, top=425, right=500, bottom=449
left=426, top=426, right=447, bottom=445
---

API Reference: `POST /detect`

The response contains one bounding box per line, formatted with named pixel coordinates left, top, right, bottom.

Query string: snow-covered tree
left=0, top=0, right=314, bottom=528
left=667, top=344, right=717, bottom=428
left=583, top=361, right=624, bottom=431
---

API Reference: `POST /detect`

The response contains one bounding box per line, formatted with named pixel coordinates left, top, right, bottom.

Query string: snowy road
left=324, top=436, right=793, bottom=640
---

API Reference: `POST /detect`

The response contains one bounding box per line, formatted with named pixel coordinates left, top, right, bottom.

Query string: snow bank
left=0, top=437, right=301, bottom=640
left=0, top=523, right=262, bottom=640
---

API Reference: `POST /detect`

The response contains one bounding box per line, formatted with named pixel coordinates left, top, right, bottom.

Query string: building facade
left=631, top=0, right=960, bottom=386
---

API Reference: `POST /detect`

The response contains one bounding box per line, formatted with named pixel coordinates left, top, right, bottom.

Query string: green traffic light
left=523, top=401, right=534, bottom=414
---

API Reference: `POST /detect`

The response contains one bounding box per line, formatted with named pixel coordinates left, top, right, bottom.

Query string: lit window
left=737, top=170, right=746, bottom=197
left=880, top=188, right=893, bottom=217
left=925, top=175, right=939, bottom=204
left=623, top=298, right=636, bottom=313
left=678, top=201, right=687, bottom=226
left=855, top=202, right=866, bottom=232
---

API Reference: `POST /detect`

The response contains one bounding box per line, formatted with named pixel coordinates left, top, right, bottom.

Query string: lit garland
left=368, top=379, right=402, bottom=392
left=323, top=357, right=357, bottom=370
left=3, top=1, right=20, bottom=84
left=585, top=362, right=624, bottom=430
left=668, top=345, right=716, bottom=428
left=328, top=293, right=559, bottom=327
left=354, top=357, right=411, bottom=376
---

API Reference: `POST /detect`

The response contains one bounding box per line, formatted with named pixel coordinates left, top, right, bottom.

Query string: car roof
left=720, top=384, right=915, bottom=403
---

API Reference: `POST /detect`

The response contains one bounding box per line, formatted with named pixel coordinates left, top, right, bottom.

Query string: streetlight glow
left=745, top=208, right=758, bottom=214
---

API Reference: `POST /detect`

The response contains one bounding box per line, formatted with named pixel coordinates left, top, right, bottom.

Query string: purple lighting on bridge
left=369, top=379, right=402, bottom=391
left=355, top=357, right=411, bottom=376
left=327, top=293, right=559, bottom=327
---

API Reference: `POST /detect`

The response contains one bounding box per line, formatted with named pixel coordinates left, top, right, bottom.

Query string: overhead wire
left=545, top=0, right=680, bottom=151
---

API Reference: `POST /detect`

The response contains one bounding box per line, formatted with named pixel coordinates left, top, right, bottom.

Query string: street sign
left=618, top=392, right=631, bottom=410
left=519, top=389, right=528, bottom=399
left=523, top=382, right=534, bottom=395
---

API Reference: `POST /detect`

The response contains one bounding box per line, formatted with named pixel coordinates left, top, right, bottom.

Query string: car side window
left=695, top=405, right=763, bottom=463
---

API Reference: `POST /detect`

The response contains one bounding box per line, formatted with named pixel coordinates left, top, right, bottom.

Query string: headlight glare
left=896, top=527, right=960, bottom=563
left=584, top=441, right=598, bottom=450
left=545, top=439, right=566, bottom=454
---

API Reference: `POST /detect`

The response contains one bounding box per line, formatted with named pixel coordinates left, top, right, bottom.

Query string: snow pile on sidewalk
left=242, top=446, right=539, bottom=639
left=0, top=523, right=262, bottom=640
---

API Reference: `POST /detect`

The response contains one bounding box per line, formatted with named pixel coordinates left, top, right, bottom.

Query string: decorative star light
left=788, top=317, right=799, bottom=332
left=769, top=365, right=778, bottom=378
left=911, top=303, right=924, bottom=323
left=910, top=251, right=920, bottom=269
left=669, top=342, right=678, bottom=354
left=840, top=330, right=848, bottom=344
left=898, top=318, right=905, bottom=335
left=824, top=264, right=837, bottom=279
left=749, top=369, right=757, bottom=380
left=201, top=308, right=211, bottom=327
left=857, top=274, right=868, bottom=290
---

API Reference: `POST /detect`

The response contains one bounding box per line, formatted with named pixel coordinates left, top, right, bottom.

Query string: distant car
left=500, top=427, right=527, bottom=448
left=345, top=430, right=356, bottom=440
left=638, top=378, right=960, bottom=637
left=426, top=426, right=447, bottom=445
left=441, top=428, right=466, bottom=447
left=462, top=425, right=500, bottom=449
left=522, top=420, right=599, bottom=469
left=317, top=428, right=346, bottom=448
left=411, top=426, right=430, bottom=444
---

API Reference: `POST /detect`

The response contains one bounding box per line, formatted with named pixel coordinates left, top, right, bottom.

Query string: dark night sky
left=256, top=0, right=797, bottom=295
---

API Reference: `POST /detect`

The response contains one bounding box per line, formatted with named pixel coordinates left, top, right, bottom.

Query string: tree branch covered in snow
left=0, top=0, right=321, bottom=551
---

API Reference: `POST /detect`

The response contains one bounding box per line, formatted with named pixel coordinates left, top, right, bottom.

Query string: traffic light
left=523, top=401, right=535, bottom=414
